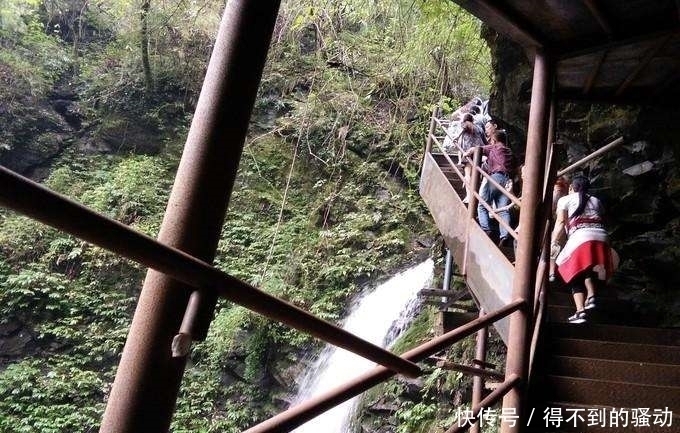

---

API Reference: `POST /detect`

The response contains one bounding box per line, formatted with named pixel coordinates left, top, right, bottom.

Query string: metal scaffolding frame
left=1, top=1, right=608, bottom=432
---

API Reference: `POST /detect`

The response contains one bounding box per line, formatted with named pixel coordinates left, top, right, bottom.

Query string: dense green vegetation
left=0, top=0, right=490, bottom=431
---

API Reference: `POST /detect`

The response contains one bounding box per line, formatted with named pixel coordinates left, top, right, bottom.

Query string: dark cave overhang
left=454, top=0, right=680, bottom=107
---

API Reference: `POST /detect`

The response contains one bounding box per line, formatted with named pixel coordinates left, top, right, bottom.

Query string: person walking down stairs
left=550, top=175, right=617, bottom=324
left=458, top=113, right=487, bottom=203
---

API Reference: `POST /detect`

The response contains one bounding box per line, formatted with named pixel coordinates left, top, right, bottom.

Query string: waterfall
left=291, top=259, right=434, bottom=433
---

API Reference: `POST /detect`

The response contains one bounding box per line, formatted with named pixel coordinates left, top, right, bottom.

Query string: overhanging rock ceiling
left=454, top=0, right=680, bottom=106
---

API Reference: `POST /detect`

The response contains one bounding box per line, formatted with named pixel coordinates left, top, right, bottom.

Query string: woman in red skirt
left=550, top=175, right=616, bottom=323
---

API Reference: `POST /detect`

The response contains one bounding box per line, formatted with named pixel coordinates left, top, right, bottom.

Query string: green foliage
left=0, top=0, right=42, bottom=34
left=82, top=156, right=171, bottom=224
left=0, top=0, right=491, bottom=431
left=0, top=358, right=106, bottom=433
left=390, top=306, right=435, bottom=354
left=44, top=154, right=173, bottom=233
left=0, top=1, right=69, bottom=96
left=1, top=264, right=69, bottom=318
left=396, top=401, right=438, bottom=433
left=0, top=153, right=158, bottom=431
left=0, top=1, right=70, bottom=155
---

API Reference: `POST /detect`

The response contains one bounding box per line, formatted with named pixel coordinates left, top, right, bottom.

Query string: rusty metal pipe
left=0, top=167, right=421, bottom=380
left=99, top=1, right=286, bottom=430
left=463, top=147, right=483, bottom=274
left=473, top=166, right=521, bottom=207
left=244, top=299, right=525, bottom=433
left=433, top=358, right=503, bottom=381
left=470, top=308, right=488, bottom=433
left=556, top=136, right=624, bottom=177
left=501, top=50, right=552, bottom=433
left=425, top=107, right=438, bottom=154
left=528, top=97, right=558, bottom=379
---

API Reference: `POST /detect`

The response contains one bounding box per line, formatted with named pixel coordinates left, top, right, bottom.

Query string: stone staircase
left=527, top=289, right=680, bottom=432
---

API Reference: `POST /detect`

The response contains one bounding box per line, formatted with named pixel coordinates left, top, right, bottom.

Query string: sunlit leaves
left=0, top=359, right=106, bottom=433
left=0, top=0, right=491, bottom=431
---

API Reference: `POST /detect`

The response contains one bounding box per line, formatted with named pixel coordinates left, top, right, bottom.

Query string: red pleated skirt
left=557, top=239, right=615, bottom=284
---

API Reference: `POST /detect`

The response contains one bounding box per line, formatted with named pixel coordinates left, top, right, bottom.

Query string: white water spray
left=291, top=259, right=434, bottom=433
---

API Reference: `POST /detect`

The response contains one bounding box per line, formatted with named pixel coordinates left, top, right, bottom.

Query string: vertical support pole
left=535, top=98, right=557, bottom=312
left=529, top=91, right=558, bottom=378
left=544, top=98, right=557, bottom=198
left=443, top=248, right=453, bottom=303
left=100, top=1, right=281, bottom=432
left=425, top=106, right=439, bottom=155
left=500, top=50, right=552, bottom=433
left=541, top=89, right=559, bottom=281
left=421, top=107, right=438, bottom=173
left=462, top=148, right=482, bottom=275
left=470, top=309, right=488, bottom=433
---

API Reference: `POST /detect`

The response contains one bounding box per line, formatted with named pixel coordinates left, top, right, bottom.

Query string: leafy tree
left=140, top=0, right=153, bottom=92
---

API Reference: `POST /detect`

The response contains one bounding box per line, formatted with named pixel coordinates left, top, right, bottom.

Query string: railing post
left=462, top=147, right=482, bottom=275
left=443, top=248, right=453, bottom=303
left=426, top=106, right=439, bottom=155
left=470, top=309, right=488, bottom=433
left=501, top=49, right=552, bottom=433
left=100, top=1, right=282, bottom=432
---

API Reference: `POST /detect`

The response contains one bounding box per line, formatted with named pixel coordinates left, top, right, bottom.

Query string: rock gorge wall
left=484, top=30, right=680, bottom=325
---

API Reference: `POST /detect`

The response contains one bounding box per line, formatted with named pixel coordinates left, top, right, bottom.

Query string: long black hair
left=570, top=175, right=590, bottom=217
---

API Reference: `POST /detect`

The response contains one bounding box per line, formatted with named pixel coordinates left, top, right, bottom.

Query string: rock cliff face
left=0, top=79, right=164, bottom=180
left=484, top=31, right=680, bottom=325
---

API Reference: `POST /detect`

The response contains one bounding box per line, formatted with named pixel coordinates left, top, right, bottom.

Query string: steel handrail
left=0, top=166, right=421, bottom=378
left=432, top=358, right=505, bottom=381
left=433, top=114, right=521, bottom=206
left=429, top=132, right=467, bottom=181
left=471, top=164, right=521, bottom=207
left=468, top=164, right=521, bottom=241
left=429, top=114, right=521, bottom=240
left=423, top=99, right=554, bottom=432
left=557, top=136, right=624, bottom=176
left=244, top=299, right=526, bottom=433
left=469, top=184, right=519, bottom=241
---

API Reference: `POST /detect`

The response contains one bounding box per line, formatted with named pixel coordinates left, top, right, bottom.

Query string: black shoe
left=585, top=296, right=597, bottom=310
left=498, top=236, right=511, bottom=248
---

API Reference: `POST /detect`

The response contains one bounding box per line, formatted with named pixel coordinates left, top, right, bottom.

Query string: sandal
left=567, top=310, right=587, bottom=324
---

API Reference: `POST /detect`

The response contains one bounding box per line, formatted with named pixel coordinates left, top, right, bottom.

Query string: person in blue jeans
left=464, top=129, right=515, bottom=246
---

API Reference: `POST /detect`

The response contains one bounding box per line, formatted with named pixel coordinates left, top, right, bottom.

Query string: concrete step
left=541, top=376, right=680, bottom=413
left=545, top=288, right=621, bottom=307
left=551, top=338, right=680, bottom=364
left=546, top=305, right=632, bottom=325
left=443, top=171, right=465, bottom=185
left=432, top=152, right=460, bottom=164
left=548, top=322, right=680, bottom=346
left=545, top=355, right=680, bottom=386
left=547, top=304, right=639, bottom=325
